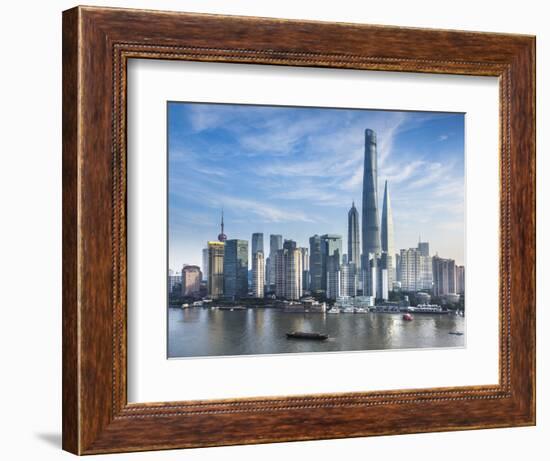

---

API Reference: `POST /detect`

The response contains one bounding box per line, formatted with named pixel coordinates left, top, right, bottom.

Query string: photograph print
left=167, top=102, right=465, bottom=358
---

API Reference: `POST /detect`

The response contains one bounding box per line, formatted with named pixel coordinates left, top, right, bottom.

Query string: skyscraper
left=381, top=181, right=394, bottom=257
left=399, top=248, right=420, bottom=292
left=309, top=234, right=323, bottom=293
left=432, top=256, right=456, bottom=296
left=340, top=262, right=357, bottom=297
left=326, top=254, right=341, bottom=300
left=252, top=251, right=265, bottom=298
left=320, top=234, right=342, bottom=292
left=182, top=265, right=202, bottom=297
left=168, top=269, right=182, bottom=296
left=347, top=202, right=361, bottom=271
left=207, top=241, right=225, bottom=299
left=267, top=234, right=283, bottom=289
left=381, top=180, right=395, bottom=283
left=251, top=233, right=264, bottom=257
left=299, top=247, right=310, bottom=291
left=275, top=240, right=303, bottom=300
left=399, top=247, right=432, bottom=292
left=223, top=239, right=248, bottom=298
left=418, top=240, right=430, bottom=257
left=362, top=129, right=381, bottom=258
left=455, top=265, right=465, bottom=294
left=201, top=248, right=209, bottom=281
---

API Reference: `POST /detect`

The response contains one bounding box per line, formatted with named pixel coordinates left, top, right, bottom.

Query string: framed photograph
left=62, top=6, right=535, bottom=455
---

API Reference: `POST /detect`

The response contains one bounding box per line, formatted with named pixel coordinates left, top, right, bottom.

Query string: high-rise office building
left=347, top=202, right=361, bottom=271
left=309, top=234, right=323, bottom=293
left=381, top=180, right=395, bottom=287
left=455, top=265, right=465, bottom=294
left=380, top=267, right=389, bottom=300
left=251, top=233, right=264, bottom=257
left=380, top=251, right=394, bottom=294
left=419, top=254, right=433, bottom=290
left=267, top=234, right=283, bottom=289
left=252, top=251, right=265, bottom=298
left=381, top=180, right=395, bottom=257
left=201, top=248, right=208, bottom=281
left=299, top=247, right=310, bottom=291
left=433, top=256, right=456, bottom=296
left=362, top=256, right=378, bottom=298
left=362, top=129, right=381, bottom=258
left=321, top=234, right=342, bottom=292
left=399, top=248, right=421, bottom=292
left=275, top=240, right=303, bottom=300
left=223, top=239, right=249, bottom=298
left=326, top=254, right=341, bottom=299
left=399, top=247, right=433, bottom=292
left=340, top=262, right=357, bottom=297
left=207, top=241, right=225, bottom=299
left=168, top=269, right=182, bottom=296
left=182, top=265, right=202, bottom=297
left=418, top=240, right=430, bottom=257
left=395, top=253, right=401, bottom=283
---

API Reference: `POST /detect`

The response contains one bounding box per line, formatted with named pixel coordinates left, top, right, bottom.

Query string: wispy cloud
left=168, top=102, right=465, bottom=268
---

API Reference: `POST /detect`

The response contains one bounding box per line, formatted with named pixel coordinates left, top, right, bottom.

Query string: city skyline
left=168, top=102, right=465, bottom=270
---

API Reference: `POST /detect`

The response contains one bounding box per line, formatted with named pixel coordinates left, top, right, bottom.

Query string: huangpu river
left=168, top=307, right=465, bottom=358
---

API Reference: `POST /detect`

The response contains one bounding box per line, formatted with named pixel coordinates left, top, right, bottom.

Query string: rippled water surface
left=168, top=307, right=465, bottom=358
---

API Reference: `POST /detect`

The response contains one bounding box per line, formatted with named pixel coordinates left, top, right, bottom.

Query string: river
left=168, top=307, right=465, bottom=358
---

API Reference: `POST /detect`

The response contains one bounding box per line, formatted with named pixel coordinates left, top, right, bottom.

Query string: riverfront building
left=266, top=234, right=283, bottom=291
left=275, top=240, right=303, bottom=300
left=201, top=248, right=208, bottom=281
left=432, top=256, right=456, bottom=296
left=207, top=241, right=225, bottom=299
left=252, top=251, right=265, bottom=298
left=182, top=265, right=202, bottom=297
left=362, top=129, right=381, bottom=256
left=347, top=202, right=361, bottom=272
left=456, top=265, right=465, bottom=294
left=300, top=247, right=310, bottom=291
left=168, top=269, right=182, bottom=296
left=321, top=234, right=342, bottom=293
left=381, top=180, right=395, bottom=286
left=223, top=239, right=249, bottom=299
left=309, top=234, right=323, bottom=294
left=251, top=232, right=264, bottom=257
left=326, top=254, right=341, bottom=299
left=340, top=263, right=357, bottom=298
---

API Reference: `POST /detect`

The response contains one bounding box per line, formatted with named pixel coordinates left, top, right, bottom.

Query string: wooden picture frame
left=62, top=5, right=535, bottom=455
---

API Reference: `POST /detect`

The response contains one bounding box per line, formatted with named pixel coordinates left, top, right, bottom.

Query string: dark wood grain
left=62, top=5, right=536, bottom=455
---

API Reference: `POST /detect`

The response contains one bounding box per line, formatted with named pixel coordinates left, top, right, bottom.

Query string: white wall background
left=0, top=1, right=546, bottom=459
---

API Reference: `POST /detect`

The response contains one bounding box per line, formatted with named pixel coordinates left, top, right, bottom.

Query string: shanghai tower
left=361, top=129, right=381, bottom=258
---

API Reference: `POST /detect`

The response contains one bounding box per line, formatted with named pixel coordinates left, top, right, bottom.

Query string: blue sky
left=168, top=102, right=464, bottom=271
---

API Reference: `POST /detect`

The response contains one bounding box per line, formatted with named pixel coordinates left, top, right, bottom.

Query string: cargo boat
left=286, top=331, right=329, bottom=340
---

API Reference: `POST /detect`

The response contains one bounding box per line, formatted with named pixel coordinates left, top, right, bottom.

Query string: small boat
left=286, top=331, right=329, bottom=340
left=449, top=331, right=464, bottom=336
left=403, top=313, right=414, bottom=321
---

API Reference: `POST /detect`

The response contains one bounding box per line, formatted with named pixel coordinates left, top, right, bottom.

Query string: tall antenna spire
left=217, top=208, right=227, bottom=242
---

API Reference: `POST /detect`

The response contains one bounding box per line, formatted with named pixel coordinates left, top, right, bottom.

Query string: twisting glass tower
left=361, top=129, right=381, bottom=257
